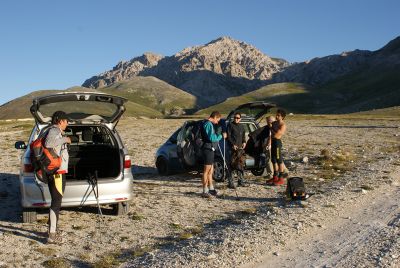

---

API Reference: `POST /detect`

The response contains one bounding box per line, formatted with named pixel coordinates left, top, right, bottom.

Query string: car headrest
left=69, top=135, right=79, bottom=143
left=82, top=129, right=93, bottom=142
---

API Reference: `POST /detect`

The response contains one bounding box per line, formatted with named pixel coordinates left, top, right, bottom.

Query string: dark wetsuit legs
left=48, top=173, right=66, bottom=233
left=271, top=138, right=283, bottom=164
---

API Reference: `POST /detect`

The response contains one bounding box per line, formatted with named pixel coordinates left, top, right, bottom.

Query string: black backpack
left=286, top=177, right=307, bottom=200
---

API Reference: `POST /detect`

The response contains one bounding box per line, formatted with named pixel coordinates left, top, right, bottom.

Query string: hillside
left=196, top=83, right=309, bottom=116
left=197, top=63, right=400, bottom=115
left=313, top=65, right=400, bottom=113
left=99, top=76, right=197, bottom=115
left=0, top=77, right=196, bottom=120
left=0, top=87, right=93, bottom=120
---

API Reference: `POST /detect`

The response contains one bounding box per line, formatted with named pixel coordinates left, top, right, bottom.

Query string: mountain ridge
left=82, top=35, right=400, bottom=109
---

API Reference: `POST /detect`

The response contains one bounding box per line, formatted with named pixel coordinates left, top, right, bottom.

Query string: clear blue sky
left=0, top=0, right=399, bottom=105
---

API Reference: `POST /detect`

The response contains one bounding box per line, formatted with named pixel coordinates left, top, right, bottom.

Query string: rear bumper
left=20, top=173, right=133, bottom=208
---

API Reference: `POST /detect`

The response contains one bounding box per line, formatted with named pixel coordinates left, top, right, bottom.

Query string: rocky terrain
left=81, top=36, right=400, bottom=108
left=82, top=53, right=163, bottom=89
left=0, top=114, right=399, bottom=267
left=83, top=37, right=289, bottom=106
left=272, top=36, right=400, bottom=86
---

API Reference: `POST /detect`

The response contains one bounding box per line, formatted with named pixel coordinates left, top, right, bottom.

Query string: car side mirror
left=15, top=141, right=27, bottom=150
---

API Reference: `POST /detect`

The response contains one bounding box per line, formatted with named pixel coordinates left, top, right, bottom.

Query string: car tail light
left=32, top=203, right=48, bottom=207
left=114, top=197, right=128, bottom=201
left=124, top=155, right=131, bottom=169
left=24, top=164, right=34, bottom=172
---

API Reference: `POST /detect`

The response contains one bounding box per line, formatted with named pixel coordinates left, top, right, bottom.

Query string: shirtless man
left=266, top=109, right=287, bottom=186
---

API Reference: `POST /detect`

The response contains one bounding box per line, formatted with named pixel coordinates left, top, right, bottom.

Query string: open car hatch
left=226, top=101, right=276, bottom=121
left=30, top=92, right=127, bottom=125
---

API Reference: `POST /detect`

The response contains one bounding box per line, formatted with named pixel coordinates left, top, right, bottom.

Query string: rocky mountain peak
left=173, top=36, right=289, bottom=80
left=83, top=37, right=289, bottom=90
left=83, top=52, right=163, bottom=88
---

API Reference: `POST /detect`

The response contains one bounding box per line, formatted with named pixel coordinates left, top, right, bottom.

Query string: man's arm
left=241, top=125, right=246, bottom=148
left=226, top=124, right=235, bottom=145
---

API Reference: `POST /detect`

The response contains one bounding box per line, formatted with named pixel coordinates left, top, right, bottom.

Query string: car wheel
left=251, top=168, right=265, bottom=176
left=113, top=202, right=129, bottom=216
left=22, top=208, right=37, bottom=223
left=213, top=158, right=225, bottom=182
left=156, top=156, right=170, bottom=175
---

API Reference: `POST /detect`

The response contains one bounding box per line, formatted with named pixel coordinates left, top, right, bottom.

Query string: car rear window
left=38, top=101, right=118, bottom=119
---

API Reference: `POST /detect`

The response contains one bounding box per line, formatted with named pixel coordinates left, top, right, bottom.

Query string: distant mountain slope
left=99, top=76, right=197, bottom=115
left=0, top=88, right=90, bottom=120
left=196, top=83, right=308, bottom=115
left=272, top=36, right=400, bottom=86
left=0, top=77, right=196, bottom=120
left=312, top=65, right=400, bottom=113
left=198, top=64, right=400, bottom=115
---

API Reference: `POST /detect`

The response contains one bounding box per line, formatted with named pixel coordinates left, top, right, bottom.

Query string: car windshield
left=38, top=101, right=118, bottom=120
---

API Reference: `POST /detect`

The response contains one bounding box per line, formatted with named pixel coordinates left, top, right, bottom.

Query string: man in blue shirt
left=201, top=111, right=226, bottom=198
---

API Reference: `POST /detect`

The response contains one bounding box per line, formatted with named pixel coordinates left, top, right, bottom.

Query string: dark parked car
left=155, top=102, right=276, bottom=181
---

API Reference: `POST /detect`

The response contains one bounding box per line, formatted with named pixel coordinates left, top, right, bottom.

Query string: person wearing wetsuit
left=45, top=111, right=71, bottom=244
left=227, top=112, right=248, bottom=188
left=266, top=109, right=287, bottom=186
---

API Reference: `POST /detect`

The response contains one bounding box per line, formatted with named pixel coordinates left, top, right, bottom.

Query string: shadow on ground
left=0, top=173, right=21, bottom=223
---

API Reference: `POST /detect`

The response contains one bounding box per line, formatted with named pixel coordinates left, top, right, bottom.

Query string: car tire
left=156, top=156, right=170, bottom=175
left=113, top=202, right=129, bottom=216
left=213, top=157, right=225, bottom=182
left=22, top=208, right=37, bottom=223
left=251, top=168, right=265, bottom=176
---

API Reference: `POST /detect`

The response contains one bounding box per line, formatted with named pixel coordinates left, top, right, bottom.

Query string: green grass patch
left=129, top=212, right=145, bottom=221
left=131, top=246, right=153, bottom=258
left=169, top=222, right=183, bottom=230
left=178, top=232, right=193, bottom=240
left=42, top=258, right=70, bottom=268
left=187, top=226, right=204, bottom=235
left=92, top=252, right=121, bottom=268
left=240, top=207, right=258, bottom=215
left=120, top=236, right=129, bottom=242
left=35, top=247, right=57, bottom=256
left=317, top=149, right=356, bottom=178
left=72, top=224, right=86, bottom=230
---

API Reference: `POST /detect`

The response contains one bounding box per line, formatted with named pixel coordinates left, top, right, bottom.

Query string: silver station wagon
left=15, top=92, right=133, bottom=223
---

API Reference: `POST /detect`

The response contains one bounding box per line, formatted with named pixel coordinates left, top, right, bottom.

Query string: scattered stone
left=361, top=189, right=368, bottom=194
left=302, top=157, right=309, bottom=163
left=207, top=253, right=217, bottom=260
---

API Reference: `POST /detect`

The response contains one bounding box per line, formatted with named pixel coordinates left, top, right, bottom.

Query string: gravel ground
left=0, top=116, right=399, bottom=268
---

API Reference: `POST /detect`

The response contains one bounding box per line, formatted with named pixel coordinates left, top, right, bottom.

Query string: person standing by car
left=267, top=109, right=287, bottom=186
left=45, top=111, right=71, bottom=243
left=264, top=115, right=275, bottom=180
left=201, top=111, right=226, bottom=198
left=227, top=112, right=248, bottom=188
